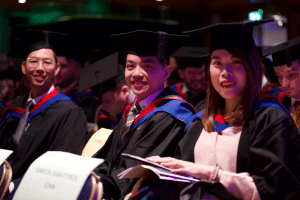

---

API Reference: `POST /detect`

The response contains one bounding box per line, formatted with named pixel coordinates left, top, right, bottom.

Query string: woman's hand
left=146, top=156, right=220, bottom=180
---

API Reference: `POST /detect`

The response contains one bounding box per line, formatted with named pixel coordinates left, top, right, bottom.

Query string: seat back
left=82, top=128, right=112, bottom=157
left=0, top=161, right=12, bottom=200
left=89, top=172, right=103, bottom=200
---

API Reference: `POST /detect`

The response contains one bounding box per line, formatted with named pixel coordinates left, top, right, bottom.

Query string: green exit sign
left=249, top=9, right=263, bottom=21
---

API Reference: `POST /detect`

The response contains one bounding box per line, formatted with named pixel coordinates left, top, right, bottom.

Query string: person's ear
left=121, top=85, right=130, bottom=101
left=21, top=61, right=26, bottom=75
left=163, top=65, right=172, bottom=80
left=178, top=69, right=184, bottom=80
left=54, top=62, right=60, bottom=76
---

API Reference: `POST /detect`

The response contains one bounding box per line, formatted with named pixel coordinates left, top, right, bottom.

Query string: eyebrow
left=211, top=56, right=221, bottom=60
left=141, top=58, right=156, bottom=63
left=276, top=70, right=298, bottom=75
left=126, top=59, right=134, bottom=64
left=211, top=55, right=238, bottom=59
left=126, top=58, right=156, bottom=64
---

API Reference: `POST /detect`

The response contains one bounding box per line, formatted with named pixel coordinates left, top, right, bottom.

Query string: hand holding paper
left=147, top=156, right=216, bottom=180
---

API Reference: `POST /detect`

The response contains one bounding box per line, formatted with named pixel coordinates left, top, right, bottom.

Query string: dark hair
left=53, top=51, right=58, bottom=63
left=202, top=47, right=262, bottom=132
left=25, top=48, right=58, bottom=63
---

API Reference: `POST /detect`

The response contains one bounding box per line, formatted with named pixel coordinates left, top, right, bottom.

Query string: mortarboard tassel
left=157, top=32, right=168, bottom=65
left=284, top=42, right=292, bottom=67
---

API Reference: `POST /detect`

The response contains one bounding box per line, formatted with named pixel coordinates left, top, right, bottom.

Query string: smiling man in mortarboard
left=170, top=46, right=209, bottom=111
left=89, top=30, right=196, bottom=199
left=0, top=29, right=89, bottom=180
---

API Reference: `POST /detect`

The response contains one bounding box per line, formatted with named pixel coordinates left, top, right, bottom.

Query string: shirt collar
left=181, top=82, right=189, bottom=94
left=28, top=85, right=55, bottom=105
left=137, top=89, right=164, bottom=112
left=291, top=98, right=300, bottom=106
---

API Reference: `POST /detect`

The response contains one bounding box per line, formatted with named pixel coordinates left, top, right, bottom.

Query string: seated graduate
left=88, top=45, right=132, bottom=130
left=257, top=47, right=284, bottom=103
left=170, top=46, right=209, bottom=111
left=0, top=67, right=19, bottom=103
left=91, top=30, right=197, bottom=199
left=97, top=68, right=131, bottom=130
left=130, top=20, right=300, bottom=200
left=0, top=29, right=89, bottom=180
left=262, top=36, right=300, bottom=130
left=54, top=43, right=98, bottom=134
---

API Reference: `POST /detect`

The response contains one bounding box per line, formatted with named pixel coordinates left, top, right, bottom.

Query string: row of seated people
left=1, top=19, right=300, bottom=199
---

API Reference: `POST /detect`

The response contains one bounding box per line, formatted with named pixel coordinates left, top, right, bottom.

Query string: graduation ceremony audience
left=127, top=20, right=300, bottom=200
left=1, top=6, right=300, bottom=200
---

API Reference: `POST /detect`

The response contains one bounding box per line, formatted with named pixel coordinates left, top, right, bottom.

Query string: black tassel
left=157, top=32, right=168, bottom=65
left=284, top=42, right=291, bottom=67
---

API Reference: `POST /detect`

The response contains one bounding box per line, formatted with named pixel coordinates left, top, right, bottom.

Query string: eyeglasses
left=26, top=57, right=55, bottom=70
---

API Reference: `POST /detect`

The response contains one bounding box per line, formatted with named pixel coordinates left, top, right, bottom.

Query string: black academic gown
left=282, top=95, right=292, bottom=112
left=170, top=82, right=206, bottom=112
left=93, top=88, right=196, bottom=199
left=0, top=89, right=89, bottom=180
left=65, top=86, right=98, bottom=133
left=176, top=97, right=300, bottom=199
left=97, top=112, right=120, bottom=130
left=0, top=99, right=5, bottom=117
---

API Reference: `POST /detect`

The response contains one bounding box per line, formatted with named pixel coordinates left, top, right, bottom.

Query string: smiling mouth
left=132, top=81, right=146, bottom=86
left=34, top=75, right=45, bottom=80
left=221, top=81, right=236, bottom=88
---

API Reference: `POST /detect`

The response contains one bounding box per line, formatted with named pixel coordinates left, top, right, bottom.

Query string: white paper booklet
left=118, top=153, right=199, bottom=183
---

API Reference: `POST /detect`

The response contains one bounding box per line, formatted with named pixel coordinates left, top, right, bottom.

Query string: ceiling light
left=278, top=20, right=283, bottom=27
left=19, top=0, right=26, bottom=3
left=156, top=0, right=163, bottom=2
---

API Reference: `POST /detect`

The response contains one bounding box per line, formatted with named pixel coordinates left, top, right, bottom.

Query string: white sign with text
left=13, top=151, right=104, bottom=200
left=0, top=149, right=13, bottom=165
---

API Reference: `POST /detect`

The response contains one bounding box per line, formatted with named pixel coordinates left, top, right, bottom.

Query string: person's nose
left=281, top=76, right=290, bottom=88
left=221, top=63, right=233, bottom=77
left=35, top=60, right=45, bottom=73
left=132, top=65, right=143, bottom=78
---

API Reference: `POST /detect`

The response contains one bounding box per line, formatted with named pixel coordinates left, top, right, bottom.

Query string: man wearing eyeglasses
left=0, top=29, right=89, bottom=180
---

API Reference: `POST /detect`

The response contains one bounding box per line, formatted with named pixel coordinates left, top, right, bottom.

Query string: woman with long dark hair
left=129, top=20, right=300, bottom=200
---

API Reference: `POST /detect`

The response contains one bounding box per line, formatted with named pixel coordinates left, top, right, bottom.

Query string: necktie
left=120, top=103, right=142, bottom=140
left=292, top=101, right=300, bottom=129
left=12, top=100, right=34, bottom=146
left=114, top=103, right=141, bottom=158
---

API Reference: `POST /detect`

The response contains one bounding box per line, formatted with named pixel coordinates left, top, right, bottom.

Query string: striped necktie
left=114, top=103, right=142, bottom=158
left=120, top=103, right=142, bottom=139
left=12, top=100, right=34, bottom=146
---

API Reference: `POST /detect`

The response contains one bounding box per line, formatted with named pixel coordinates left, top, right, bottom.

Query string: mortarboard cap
left=7, top=29, right=68, bottom=60
left=89, top=44, right=128, bottom=67
left=261, top=36, right=300, bottom=67
left=172, top=46, right=209, bottom=68
left=78, top=46, right=126, bottom=99
left=183, top=19, right=273, bottom=53
left=55, top=44, right=85, bottom=66
left=0, top=67, right=21, bottom=82
left=111, top=30, right=188, bottom=65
